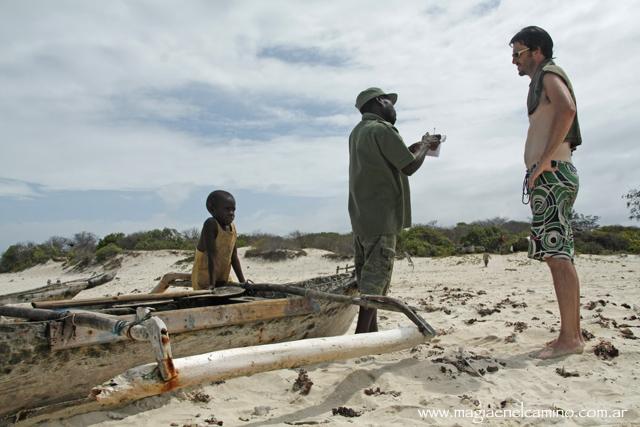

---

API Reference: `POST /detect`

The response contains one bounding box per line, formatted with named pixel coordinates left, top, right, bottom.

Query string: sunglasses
left=512, top=47, right=530, bottom=59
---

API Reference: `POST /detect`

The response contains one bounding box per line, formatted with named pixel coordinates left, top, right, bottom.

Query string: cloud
left=1, top=0, right=639, bottom=252
left=257, top=45, right=350, bottom=67
left=0, top=178, right=40, bottom=199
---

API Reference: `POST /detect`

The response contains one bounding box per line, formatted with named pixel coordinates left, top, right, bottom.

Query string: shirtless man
left=510, top=26, right=584, bottom=359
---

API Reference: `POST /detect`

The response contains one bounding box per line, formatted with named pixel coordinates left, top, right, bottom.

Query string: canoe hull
left=0, top=274, right=357, bottom=421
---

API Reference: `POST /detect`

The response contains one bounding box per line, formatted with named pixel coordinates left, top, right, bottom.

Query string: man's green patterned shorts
left=527, top=160, right=579, bottom=261
left=353, top=234, right=396, bottom=295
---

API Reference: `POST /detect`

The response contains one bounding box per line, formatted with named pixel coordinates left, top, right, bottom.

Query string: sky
left=1, top=0, right=639, bottom=253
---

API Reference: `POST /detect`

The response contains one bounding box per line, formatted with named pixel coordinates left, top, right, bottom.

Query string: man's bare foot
left=531, top=341, right=584, bottom=359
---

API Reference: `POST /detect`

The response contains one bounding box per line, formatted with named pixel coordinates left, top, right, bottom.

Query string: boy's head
left=206, top=190, right=236, bottom=226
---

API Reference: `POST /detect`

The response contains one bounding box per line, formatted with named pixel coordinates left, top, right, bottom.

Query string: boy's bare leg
left=534, top=258, right=585, bottom=359
left=150, top=272, right=191, bottom=293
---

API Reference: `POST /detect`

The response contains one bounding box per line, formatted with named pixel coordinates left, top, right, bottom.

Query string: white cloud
left=1, top=0, right=639, bottom=249
left=0, top=179, right=39, bottom=199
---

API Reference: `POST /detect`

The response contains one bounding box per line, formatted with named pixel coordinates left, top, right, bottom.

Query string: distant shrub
left=460, top=226, right=506, bottom=252
left=245, top=248, right=307, bottom=261
left=574, top=230, right=630, bottom=254
left=399, top=226, right=455, bottom=257
left=293, top=231, right=354, bottom=258
left=66, top=232, right=97, bottom=267
left=95, top=243, right=123, bottom=262
left=599, top=226, right=640, bottom=253
left=510, top=236, right=529, bottom=252
left=0, top=243, right=55, bottom=273
left=123, top=228, right=193, bottom=251
left=96, top=233, right=126, bottom=251
left=236, top=234, right=250, bottom=248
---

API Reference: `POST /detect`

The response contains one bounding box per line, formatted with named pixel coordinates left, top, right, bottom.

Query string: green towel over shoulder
left=527, top=59, right=582, bottom=150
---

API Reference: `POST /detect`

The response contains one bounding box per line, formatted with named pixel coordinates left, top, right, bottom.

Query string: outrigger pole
left=91, top=325, right=429, bottom=406
left=239, top=281, right=436, bottom=336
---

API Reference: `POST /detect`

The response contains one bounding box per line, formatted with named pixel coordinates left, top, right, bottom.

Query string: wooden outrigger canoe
left=0, top=274, right=359, bottom=422
left=1, top=273, right=436, bottom=425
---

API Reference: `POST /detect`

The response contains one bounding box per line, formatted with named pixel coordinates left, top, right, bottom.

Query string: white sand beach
left=1, top=249, right=638, bottom=426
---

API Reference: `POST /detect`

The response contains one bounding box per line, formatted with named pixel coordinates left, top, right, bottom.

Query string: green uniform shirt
left=348, top=112, right=415, bottom=237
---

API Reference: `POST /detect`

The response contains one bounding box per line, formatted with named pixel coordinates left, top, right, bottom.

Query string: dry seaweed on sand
left=432, top=350, right=505, bottom=377
left=593, top=340, right=619, bottom=359
left=332, top=407, right=361, bottom=417
left=556, top=367, right=580, bottom=377
left=477, top=307, right=501, bottom=317
left=619, top=328, right=637, bottom=339
left=581, top=329, right=595, bottom=341
left=292, top=368, right=313, bottom=395
left=504, top=333, right=517, bottom=343
left=505, top=321, right=528, bottom=332
left=204, top=415, right=224, bottom=425
left=364, top=387, right=401, bottom=397
left=188, top=391, right=211, bottom=403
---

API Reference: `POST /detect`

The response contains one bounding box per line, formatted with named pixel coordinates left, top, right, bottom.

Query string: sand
left=1, top=249, right=639, bottom=426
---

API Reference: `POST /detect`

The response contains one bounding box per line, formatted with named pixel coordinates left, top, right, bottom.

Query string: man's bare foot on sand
left=532, top=340, right=585, bottom=359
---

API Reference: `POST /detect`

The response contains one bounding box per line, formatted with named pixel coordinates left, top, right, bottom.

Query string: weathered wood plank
left=32, top=287, right=240, bottom=309
left=49, top=296, right=318, bottom=349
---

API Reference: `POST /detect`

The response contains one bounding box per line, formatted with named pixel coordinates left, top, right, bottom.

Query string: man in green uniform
left=349, top=87, right=440, bottom=333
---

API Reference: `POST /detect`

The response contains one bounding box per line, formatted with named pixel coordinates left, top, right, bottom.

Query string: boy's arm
left=202, top=218, right=219, bottom=289
left=231, top=244, right=246, bottom=283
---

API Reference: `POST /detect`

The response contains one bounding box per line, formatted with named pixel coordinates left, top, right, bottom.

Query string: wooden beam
left=91, top=326, right=429, bottom=406
left=48, top=296, right=316, bottom=350
left=242, top=281, right=436, bottom=336
left=32, top=287, right=242, bottom=309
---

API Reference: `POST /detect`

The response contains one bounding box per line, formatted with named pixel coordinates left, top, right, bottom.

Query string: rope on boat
left=112, top=311, right=152, bottom=338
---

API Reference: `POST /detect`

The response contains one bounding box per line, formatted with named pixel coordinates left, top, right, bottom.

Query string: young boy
left=150, top=190, right=245, bottom=293
left=191, top=190, right=246, bottom=289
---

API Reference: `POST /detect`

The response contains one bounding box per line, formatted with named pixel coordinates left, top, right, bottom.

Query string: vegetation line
left=1, top=213, right=639, bottom=274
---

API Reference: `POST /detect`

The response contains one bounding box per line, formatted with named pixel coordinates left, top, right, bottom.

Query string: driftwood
left=91, top=326, right=428, bottom=407
left=0, top=272, right=116, bottom=305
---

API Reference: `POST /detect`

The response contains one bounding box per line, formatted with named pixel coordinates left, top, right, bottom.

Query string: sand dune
left=1, top=249, right=638, bottom=426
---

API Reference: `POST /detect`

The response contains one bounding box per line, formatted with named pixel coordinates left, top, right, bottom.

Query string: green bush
left=95, top=243, right=123, bottom=262
left=294, top=232, right=354, bottom=257
left=97, top=233, right=125, bottom=251
left=510, top=236, right=530, bottom=252
left=460, top=226, right=506, bottom=252
left=398, top=226, right=455, bottom=257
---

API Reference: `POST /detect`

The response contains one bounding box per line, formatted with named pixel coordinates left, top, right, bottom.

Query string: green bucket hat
left=355, top=87, right=398, bottom=110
